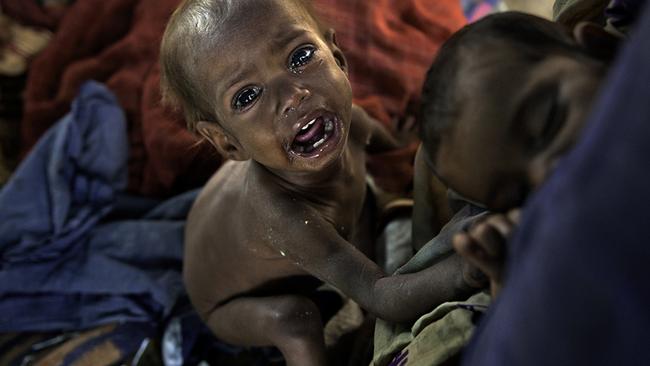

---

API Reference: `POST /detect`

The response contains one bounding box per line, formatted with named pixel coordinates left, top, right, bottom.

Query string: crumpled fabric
left=0, top=82, right=191, bottom=332
left=0, top=81, right=128, bottom=264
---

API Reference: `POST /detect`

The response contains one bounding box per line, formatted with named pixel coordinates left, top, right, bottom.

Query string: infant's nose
left=282, top=86, right=311, bottom=116
left=527, top=157, right=556, bottom=190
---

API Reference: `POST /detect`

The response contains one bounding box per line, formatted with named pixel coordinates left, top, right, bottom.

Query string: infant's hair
left=419, top=11, right=584, bottom=164
left=160, top=0, right=320, bottom=132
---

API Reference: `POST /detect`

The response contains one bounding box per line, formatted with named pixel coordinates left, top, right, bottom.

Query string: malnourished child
left=160, top=0, right=482, bottom=364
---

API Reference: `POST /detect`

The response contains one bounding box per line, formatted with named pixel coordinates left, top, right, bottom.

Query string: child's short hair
left=160, top=0, right=236, bottom=131
left=160, top=0, right=320, bottom=132
left=419, top=12, right=586, bottom=164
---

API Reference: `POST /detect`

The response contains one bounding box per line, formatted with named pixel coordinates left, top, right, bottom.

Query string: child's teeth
left=324, top=120, right=333, bottom=132
left=301, top=118, right=316, bottom=131
left=312, top=134, right=328, bottom=148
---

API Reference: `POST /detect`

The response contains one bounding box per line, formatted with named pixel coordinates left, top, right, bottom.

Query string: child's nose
left=527, top=157, right=556, bottom=190
left=281, top=85, right=311, bottom=116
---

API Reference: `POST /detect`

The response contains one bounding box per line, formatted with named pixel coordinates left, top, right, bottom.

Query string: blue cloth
left=0, top=82, right=193, bottom=332
left=463, top=4, right=650, bottom=366
left=607, top=0, right=647, bottom=28
left=0, top=81, right=128, bottom=265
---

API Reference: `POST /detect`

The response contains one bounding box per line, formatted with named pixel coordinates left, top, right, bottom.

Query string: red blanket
left=10, top=0, right=464, bottom=197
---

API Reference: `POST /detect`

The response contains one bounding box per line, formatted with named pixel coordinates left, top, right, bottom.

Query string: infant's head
left=160, top=0, right=352, bottom=172
left=420, top=12, right=608, bottom=211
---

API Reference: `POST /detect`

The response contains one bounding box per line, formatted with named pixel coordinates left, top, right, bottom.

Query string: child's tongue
left=294, top=117, right=324, bottom=144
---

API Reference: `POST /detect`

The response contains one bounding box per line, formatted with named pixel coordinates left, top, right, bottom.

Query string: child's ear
left=196, top=121, right=250, bottom=161
left=325, top=28, right=348, bottom=73
left=573, top=21, right=622, bottom=62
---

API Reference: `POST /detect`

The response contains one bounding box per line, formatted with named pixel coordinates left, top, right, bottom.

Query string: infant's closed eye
left=523, top=85, right=567, bottom=152
left=288, top=44, right=316, bottom=72
left=532, top=91, right=567, bottom=151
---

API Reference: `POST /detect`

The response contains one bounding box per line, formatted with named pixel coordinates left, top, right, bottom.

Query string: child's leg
left=205, top=295, right=327, bottom=366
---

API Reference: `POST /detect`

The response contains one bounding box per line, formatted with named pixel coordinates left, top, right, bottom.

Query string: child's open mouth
left=290, top=112, right=339, bottom=157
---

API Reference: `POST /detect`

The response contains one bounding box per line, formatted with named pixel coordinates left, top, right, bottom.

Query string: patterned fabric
left=0, top=323, right=154, bottom=366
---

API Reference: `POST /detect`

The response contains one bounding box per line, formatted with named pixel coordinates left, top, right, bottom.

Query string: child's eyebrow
left=511, top=80, right=558, bottom=133
left=223, top=64, right=256, bottom=94
left=270, top=27, right=308, bottom=51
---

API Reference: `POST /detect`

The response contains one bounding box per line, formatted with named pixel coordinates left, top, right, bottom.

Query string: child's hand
left=389, top=112, right=419, bottom=148
left=351, top=104, right=418, bottom=152
left=453, top=209, right=520, bottom=298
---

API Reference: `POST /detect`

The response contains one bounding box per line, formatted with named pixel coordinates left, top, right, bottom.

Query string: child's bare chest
left=316, top=146, right=371, bottom=250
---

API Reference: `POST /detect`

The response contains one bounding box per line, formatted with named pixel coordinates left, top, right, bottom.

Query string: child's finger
left=483, top=214, right=515, bottom=238
left=507, top=208, right=521, bottom=224
left=453, top=233, right=500, bottom=281
left=469, top=222, right=506, bottom=258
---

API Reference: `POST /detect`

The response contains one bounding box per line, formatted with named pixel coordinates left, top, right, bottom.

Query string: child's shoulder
left=190, top=160, right=299, bottom=226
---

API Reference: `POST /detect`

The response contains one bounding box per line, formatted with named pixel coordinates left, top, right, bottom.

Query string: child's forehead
left=203, top=0, right=319, bottom=59
left=193, top=0, right=323, bottom=106
left=222, top=0, right=315, bottom=30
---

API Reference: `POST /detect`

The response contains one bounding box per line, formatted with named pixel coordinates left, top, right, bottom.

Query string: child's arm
left=412, top=145, right=454, bottom=250
left=258, top=192, right=484, bottom=323
left=453, top=210, right=520, bottom=298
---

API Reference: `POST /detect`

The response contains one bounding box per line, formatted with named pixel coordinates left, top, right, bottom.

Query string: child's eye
left=522, top=84, right=566, bottom=153
left=288, top=45, right=316, bottom=72
left=532, top=93, right=567, bottom=151
left=232, top=86, right=262, bottom=111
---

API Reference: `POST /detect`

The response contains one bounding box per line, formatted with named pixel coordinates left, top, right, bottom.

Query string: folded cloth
left=373, top=293, right=490, bottom=366
left=0, top=81, right=192, bottom=332
left=373, top=205, right=486, bottom=366
left=462, top=3, right=650, bottom=365
left=0, top=81, right=127, bottom=265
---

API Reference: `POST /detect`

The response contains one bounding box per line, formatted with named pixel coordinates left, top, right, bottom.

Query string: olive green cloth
left=372, top=205, right=488, bottom=366
left=372, top=292, right=490, bottom=366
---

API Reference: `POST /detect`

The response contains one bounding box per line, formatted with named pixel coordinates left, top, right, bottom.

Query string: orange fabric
left=18, top=0, right=218, bottom=197
left=14, top=0, right=464, bottom=197
left=0, top=0, right=66, bottom=31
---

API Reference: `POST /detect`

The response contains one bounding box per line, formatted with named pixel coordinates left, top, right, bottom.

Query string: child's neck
left=256, top=144, right=356, bottom=194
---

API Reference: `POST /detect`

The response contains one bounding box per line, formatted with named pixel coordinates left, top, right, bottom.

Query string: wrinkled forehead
left=209, top=0, right=317, bottom=46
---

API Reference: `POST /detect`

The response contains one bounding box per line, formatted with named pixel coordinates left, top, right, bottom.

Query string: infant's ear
left=325, top=28, right=348, bottom=73
left=574, top=21, right=622, bottom=62
left=196, top=121, right=250, bottom=161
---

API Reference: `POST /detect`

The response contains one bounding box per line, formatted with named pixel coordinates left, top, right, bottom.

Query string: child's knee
left=266, top=296, right=323, bottom=339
